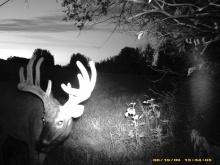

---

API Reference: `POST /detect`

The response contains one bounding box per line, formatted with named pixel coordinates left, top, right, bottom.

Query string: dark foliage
left=54, top=64, right=63, bottom=68
left=157, top=42, right=192, bottom=74
left=7, top=56, right=29, bottom=65
left=33, top=48, right=55, bottom=67
left=96, top=46, right=158, bottom=75
left=203, top=40, right=220, bottom=64
left=96, top=44, right=190, bottom=75
left=64, top=53, right=90, bottom=71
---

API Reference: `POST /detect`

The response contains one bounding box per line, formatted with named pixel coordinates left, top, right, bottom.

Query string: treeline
left=5, top=49, right=55, bottom=67
left=1, top=43, right=191, bottom=75
left=96, top=44, right=190, bottom=75
left=96, top=46, right=155, bottom=75
left=0, top=48, right=90, bottom=71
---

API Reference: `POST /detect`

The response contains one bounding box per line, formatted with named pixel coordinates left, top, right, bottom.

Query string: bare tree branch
left=62, top=0, right=220, bottom=65
left=157, top=0, right=200, bottom=9
left=0, top=0, right=10, bottom=7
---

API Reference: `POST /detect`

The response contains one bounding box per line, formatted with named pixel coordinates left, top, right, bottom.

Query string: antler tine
left=35, top=57, right=52, bottom=97
left=26, top=55, right=35, bottom=85
left=61, top=61, right=97, bottom=105
left=17, top=56, right=50, bottom=101
left=35, top=57, right=43, bottom=87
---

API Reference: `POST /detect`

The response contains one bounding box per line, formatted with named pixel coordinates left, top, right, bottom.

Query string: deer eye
left=57, top=121, right=63, bottom=125
left=41, top=117, right=45, bottom=122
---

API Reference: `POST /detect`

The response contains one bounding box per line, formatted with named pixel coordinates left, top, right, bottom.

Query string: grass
left=1, top=61, right=220, bottom=165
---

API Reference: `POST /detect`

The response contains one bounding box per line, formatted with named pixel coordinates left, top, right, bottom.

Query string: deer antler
left=17, top=55, right=52, bottom=102
left=60, top=61, right=97, bottom=118
left=18, top=56, right=96, bottom=119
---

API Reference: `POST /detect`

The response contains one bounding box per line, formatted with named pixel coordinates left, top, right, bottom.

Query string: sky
left=0, top=0, right=147, bottom=65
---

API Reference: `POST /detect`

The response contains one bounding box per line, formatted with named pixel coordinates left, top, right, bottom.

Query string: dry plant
left=191, top=129, right=220, bottom=165
left=107, top=90, right=176, bottom=163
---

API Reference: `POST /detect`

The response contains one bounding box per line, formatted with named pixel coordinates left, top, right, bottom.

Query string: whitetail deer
left=0, top=55, right=97, bottom=165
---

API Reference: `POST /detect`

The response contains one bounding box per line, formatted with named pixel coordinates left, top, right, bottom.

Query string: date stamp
left=152, top=158, right=214, bottom=163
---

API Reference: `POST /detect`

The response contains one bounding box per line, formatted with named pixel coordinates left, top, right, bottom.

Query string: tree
left=62, top=0, right=220, bottom=68
left=66, top=53, right=90, bottom=71
left=7, top=56, right=29, bottom=64
left=54, top=64, right=63, bottom=68
left=33, top=48, right=55, bottom=67
left=96, top=46, right=157, bottom=74
left=157, top=42, right=191, bottom=74
left=114, top=47, right=142, bottom=74
left=141, top=44, right=154, bottom=64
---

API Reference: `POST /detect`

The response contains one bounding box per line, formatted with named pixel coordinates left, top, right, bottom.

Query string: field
left=0, top=61, right=220, bottom=165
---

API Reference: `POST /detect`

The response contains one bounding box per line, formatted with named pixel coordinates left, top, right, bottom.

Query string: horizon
left=0, top=0, right=149, bottom=65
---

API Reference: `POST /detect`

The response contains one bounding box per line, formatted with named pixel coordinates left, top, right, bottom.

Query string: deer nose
left=36, top=140, right=49, bottom=153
